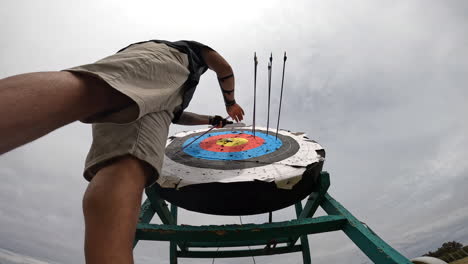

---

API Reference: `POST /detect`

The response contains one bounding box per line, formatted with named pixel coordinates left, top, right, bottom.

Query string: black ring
left=166, top=128, right=300, bottom=170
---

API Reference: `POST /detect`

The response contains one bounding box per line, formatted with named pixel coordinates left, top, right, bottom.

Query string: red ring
left=200, top=133, right=265, bottom=152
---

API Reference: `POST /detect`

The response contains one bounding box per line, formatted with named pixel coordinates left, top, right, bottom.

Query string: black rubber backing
left=155, top=149, right=326, bottom=216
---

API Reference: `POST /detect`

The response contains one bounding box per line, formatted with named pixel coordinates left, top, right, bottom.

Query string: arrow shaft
left=276, top=52, right=287, bottom=139
left=181, top=116, right=230, bottom=151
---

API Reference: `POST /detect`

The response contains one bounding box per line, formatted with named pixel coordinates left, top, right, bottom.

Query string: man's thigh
left=63, top=72, right=136, bottom=122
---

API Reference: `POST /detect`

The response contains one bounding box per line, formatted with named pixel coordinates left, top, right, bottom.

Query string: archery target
left=159, top=126, right=325, bottom=190
left=166, top=129, right=299, bottom=170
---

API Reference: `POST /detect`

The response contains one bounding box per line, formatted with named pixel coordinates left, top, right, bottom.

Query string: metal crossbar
left=133, top=171, right=413, bottom=264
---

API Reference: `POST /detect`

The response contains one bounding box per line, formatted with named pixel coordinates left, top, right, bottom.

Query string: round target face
left=183, top=131, right=282, bottom=161
left=166, top=129, right=300, bottom=170
left=159, top=126, right=325, bottom=215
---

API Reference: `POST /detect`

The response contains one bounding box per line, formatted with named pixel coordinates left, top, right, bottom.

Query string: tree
left=424, top=241, right=464, bottom=258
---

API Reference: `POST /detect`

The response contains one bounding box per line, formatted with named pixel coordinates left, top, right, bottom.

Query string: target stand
left=133, top=127, right=413, bottom=264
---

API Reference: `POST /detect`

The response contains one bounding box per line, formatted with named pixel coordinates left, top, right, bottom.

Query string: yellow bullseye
left=216, top=138, right=248, bottom=147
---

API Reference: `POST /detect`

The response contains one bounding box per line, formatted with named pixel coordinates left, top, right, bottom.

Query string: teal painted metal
left=295, top=202, right=311, bottom=264
left=289, top=172, right=330, bottom=247
left=170, top=204, right=178, bottom=264
left=133, top=199, right=155, bottom=248
left=136, top=215, right=346, bottom=242
left=321, top=194, right=412, bottom=264
left=133, top=171, right=413, bottom=263
left=185, top=237, right=291, bottom=248
left=299, top=172, right=330, bottom=219
left=177, top=245, right=303, bottom=258
left=145, top=188, right=175, bottom=225
left=139, top=199, right=156, bottom=223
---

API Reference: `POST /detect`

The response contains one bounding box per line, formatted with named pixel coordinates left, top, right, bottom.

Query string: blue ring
left=182, top=131, right=282, bottom=161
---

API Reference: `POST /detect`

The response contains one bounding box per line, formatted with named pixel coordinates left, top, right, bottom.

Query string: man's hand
left=226, top=103, right=245, bottom=123
left=209, top=115, right=233, bottom=128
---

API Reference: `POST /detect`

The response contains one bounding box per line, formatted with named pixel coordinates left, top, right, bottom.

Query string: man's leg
left=82, top=155, right=152, bottom=264
left=0, top=71, right=133, bottom=154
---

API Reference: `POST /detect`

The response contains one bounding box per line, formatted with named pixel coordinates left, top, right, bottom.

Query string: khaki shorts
left=64, top=42, right=190, bottom=186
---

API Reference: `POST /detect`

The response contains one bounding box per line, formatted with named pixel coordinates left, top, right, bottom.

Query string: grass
left=451, top=257, right=468, bottom=264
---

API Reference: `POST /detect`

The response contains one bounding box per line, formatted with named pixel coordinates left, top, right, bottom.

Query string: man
left=0, top=40, right=245, bottom=264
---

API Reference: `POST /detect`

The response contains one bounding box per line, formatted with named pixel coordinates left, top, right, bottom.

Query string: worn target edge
left=158, top=126, right=324, bottom=190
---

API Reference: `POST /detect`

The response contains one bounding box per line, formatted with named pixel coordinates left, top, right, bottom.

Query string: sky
left=1, top=0, right=468, bottom=263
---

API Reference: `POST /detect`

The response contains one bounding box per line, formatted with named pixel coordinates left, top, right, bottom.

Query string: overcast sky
left=1, top=0, right=468, bottom=263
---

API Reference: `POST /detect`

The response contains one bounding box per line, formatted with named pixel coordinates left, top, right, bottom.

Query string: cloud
left=0, top=248, right=58, bottom=264
left=1, top=1, right=467, bottom=264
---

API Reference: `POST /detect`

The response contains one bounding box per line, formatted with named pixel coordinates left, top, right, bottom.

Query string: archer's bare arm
left=173, top=112, right=211, bottom=126
left=174, top=112, right=232, bottom=128
left=201, top=48, right=244, bottom=122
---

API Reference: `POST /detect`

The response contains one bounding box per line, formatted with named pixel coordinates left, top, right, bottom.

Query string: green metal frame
left=133, top=172, right=412, bottom=264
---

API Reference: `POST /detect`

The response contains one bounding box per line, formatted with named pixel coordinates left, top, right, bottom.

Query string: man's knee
left=83, top=155, right=151, bottom=211
left=108, top=155, right=153, bottom=175
left=90, top=155, right=154, bottom=187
